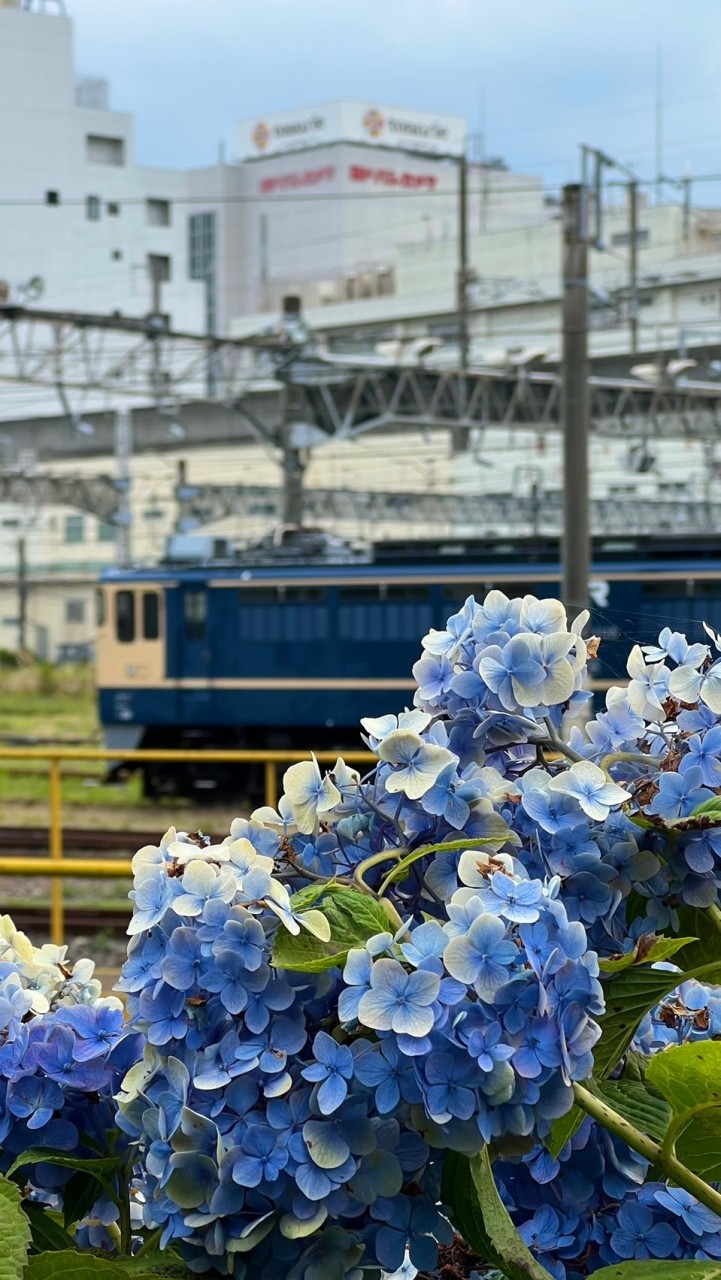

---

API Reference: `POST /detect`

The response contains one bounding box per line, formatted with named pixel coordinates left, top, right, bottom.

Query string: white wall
left=0, top=6, right=206, bottom=326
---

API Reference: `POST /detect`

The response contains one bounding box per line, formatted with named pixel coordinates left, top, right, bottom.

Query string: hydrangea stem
left=573, top=1082, right=721, bottom=1220
left=599, top=750, right=664, bottom=774
left=704, top=902, right=721, bottom=936
left=542, top=718, right=584, bottom=764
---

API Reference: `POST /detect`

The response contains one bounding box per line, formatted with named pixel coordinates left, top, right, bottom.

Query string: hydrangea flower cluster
left=105, top=590, right=721, bottom=1277
left=0, top=914, right=138, bottom=1215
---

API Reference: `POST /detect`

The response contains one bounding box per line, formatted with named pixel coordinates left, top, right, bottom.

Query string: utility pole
left=279, top=384, right=307, bottom=526
left=655, top=45, right=664, bottom=205
left=453, top=149, right=470, bottom=454
left=114, top=407, right=133, bottom=567
left=561, top=184, right=590, bottom=616
left=628, top=180, right=639, bottom=353
left=682, top=176, right=692, bottom=241
left=17, top=536, right=27, bottom=655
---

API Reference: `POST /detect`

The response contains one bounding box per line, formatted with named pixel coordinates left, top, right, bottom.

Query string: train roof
left=99, top=531, right=721, bottom=586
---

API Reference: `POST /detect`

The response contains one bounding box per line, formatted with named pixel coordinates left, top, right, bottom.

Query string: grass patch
left=0, top=663, right=98, bottom=740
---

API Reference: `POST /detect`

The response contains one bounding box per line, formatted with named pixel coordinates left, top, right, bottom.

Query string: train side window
left=441, top=582, right=484, bottom=602
left=338, top=586, right=381, bottom=602
left=116, top=590, right=135, bottom=643
left=96, top=587, right=106, bottom=628
left=143, top=592, right=160, bottom=640
left=184, top=590, right=207, bottom=640
left=281, top=586, right=326, bottom=604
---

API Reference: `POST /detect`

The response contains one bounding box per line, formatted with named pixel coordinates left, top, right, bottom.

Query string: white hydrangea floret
left=548, top=760, right=630, bottom=822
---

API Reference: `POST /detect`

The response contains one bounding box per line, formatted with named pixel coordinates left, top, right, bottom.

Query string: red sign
left=259, top=166, right=335, bottom=194
left=348, top=165, right=437, bottom=190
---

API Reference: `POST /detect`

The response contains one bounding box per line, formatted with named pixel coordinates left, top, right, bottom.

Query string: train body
left=96, top=532, right=721, bottom=796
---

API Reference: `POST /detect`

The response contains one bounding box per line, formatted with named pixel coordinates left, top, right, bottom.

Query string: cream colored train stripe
left=106, top=677, right=418, bottom=691
left=100, top=675, right=623, bottom=691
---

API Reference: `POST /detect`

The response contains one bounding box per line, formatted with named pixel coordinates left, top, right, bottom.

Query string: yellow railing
left=0, top=746, right=376, bottom=946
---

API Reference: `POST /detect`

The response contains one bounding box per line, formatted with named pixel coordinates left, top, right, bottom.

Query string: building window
left=86, top=134, right=125, bottom=166
left=107, top=202, right=120, bottom=216
left=142, top=592, right=160, bottom=640
left=116, top=590, right=135, bottom=643
left=45, top=190, right=60, bottom=206
left=86, top=195, right=101, bottom=221
left=146, top=198, right=171, bottom=227
left=345, top=274, right=357, bottom=301
left=98, top=520, right=116, bottom=542
left=64, top=515, right=85, bottom=544
left=147, top=253, right=171, bottom=284
left=188, top=211, right=216, bottom=278
left=65, top=598, right=86, bottom=624
left=188, top=212, right=216, bottom=336
left=376, top=267, right=394, bottom=296
left=610, top=228, right=650, bottom=247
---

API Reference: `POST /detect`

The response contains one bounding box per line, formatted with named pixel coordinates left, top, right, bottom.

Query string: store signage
left=237, top=102, right=465, bottom=160
left=349, top=165, right=437, bottom=189
left=259, top=166, right=335, bottom=194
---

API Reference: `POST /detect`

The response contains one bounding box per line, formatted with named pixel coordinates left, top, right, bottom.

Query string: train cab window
left=184, top=590, right=207, bottom=640
left=143, top=592, right=160, bottom=640
left=116, top=590, right=135, bottom=643
left=96, top=588, right=106, bottom=628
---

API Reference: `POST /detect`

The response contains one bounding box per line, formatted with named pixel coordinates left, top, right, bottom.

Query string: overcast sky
left=67, top=0, right=721, bottom=200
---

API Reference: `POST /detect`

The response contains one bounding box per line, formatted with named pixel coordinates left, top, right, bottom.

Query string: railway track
left=10, top=904, right=130, bottom=935
left=0, top=826, right=159, bottom=856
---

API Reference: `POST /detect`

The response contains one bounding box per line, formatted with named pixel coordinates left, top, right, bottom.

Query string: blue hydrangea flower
left=301, top=1031, right=354, bottom=1114
left=610, top=1202, right=680, bottom=1260
left=443, top=913, right=517, bottom=997
left=358, top=960, right=440, bottom=1037
left=475, top=871, right=545, bottom=924
left=647, top=768, right=713, bottom=820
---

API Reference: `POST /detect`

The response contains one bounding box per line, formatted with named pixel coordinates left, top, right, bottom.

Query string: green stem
left=573, top=1082, right=721, bottom=1220
left=106, top=1222, right=122, bottom=1251
left=599, top=750, right=663, bottom=774
left=353, top=849, right=403, bottom=893
left=543, top=717, right=585, bottom=764
left=117, top=1175, right=132, bottom=1256
left=136, top=1226, right=163, bottom=1258
left=705, top=902, right=721, bottom=937
left=377, top=835, right=509, bottom=898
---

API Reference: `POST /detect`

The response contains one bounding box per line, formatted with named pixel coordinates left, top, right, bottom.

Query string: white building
left=233, top=101, right=547, bottom=314
left=0, top=0, right=210, bottom=330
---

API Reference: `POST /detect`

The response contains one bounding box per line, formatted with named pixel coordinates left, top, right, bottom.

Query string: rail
left=0, top=746, right=376, bottom=946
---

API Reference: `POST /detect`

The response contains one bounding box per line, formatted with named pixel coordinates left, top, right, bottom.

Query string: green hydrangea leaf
left=0, top=1175, right=30, bottom=1280
left=272, top=888, right=392, bottom=972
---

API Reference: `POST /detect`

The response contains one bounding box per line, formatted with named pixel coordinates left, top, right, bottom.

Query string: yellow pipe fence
left=0, top=746, right=376, bottom=946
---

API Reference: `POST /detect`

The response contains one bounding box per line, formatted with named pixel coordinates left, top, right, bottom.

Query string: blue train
left=96, top=529, right=721, bottom=797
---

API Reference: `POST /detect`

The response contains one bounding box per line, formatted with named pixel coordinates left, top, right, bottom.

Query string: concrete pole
left=561, top=184, right=590, bottom=616
left=452, top=151, right=470, bottom=454
left=114, top=406, right=133, bottom=567
left=17, top=536, right=27, bottom=654
left=628, top=180, right=639, bottom=354
left=279, top=386, right=306, bottom=527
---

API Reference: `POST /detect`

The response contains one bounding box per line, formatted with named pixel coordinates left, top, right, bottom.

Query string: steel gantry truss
left=3, top=305, right=721, bottom=441
left=4, top=464, right=719, bottom=539
left=0, top=470, right=120, bottom=521
left=283, top=358, right=721, bottom=442
left=174, top=478, right=721, bottom=536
